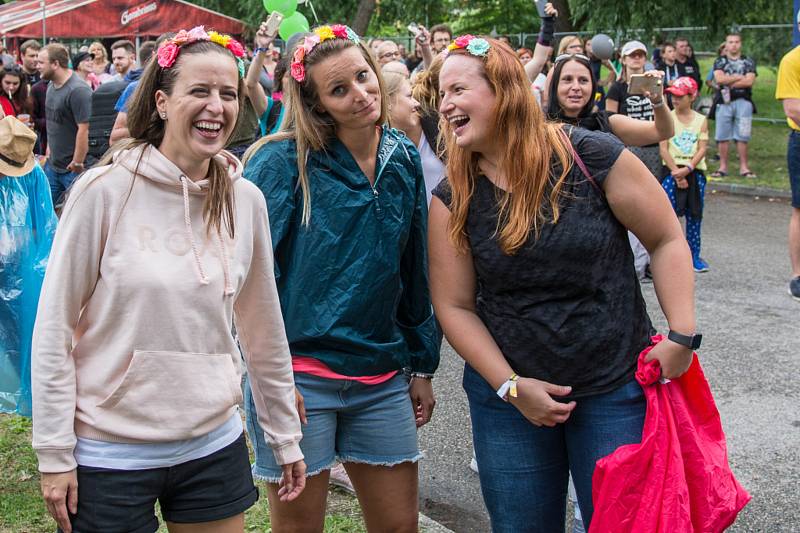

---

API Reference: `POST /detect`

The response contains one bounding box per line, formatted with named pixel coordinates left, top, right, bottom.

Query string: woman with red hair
left=429, top=36, right=698, bottom=531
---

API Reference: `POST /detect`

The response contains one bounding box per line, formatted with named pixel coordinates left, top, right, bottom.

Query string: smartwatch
left=668, top=330, right=702, bottom=350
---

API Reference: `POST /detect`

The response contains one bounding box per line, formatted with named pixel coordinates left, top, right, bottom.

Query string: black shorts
left=60, top=433, right=258, bottom=533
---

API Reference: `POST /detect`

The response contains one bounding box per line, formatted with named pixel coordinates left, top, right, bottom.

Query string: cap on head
left=665, top=76, right=698, bottom=97
left=621, top=40, right=647, bottom=57
left=72, top=51, right=95, bottom=67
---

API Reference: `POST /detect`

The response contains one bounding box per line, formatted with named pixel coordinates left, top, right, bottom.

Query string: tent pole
left=40, top=0, right=47, bottom=44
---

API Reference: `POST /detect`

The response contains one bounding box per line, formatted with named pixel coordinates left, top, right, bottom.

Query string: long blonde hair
left=411, top=53, right=444, bottom=117
left=243, top=34, right=389, bottom=225
left=442, top=39, right=573, bottom=255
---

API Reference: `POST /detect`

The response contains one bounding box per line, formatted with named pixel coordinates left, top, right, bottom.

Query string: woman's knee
left=265, top=474, right=330, bottom=533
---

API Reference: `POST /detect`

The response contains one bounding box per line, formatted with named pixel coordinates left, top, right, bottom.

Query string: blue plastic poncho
left=0, top=163, right=57, bottom=416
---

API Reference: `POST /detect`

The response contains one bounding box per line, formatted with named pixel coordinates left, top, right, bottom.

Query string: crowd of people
left=0, top=3, right=795, bottom=532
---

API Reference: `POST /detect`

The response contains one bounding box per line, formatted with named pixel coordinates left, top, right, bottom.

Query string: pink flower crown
left=290, top=24, right=361, bottom=83
left=157, top=26, right=246, bottom=77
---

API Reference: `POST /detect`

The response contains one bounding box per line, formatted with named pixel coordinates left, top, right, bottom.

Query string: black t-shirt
left=607, top=81, right=654, bottom=122
left=677, top=57, right=702, bottom=87
left=432, top=127, right=652, bottom=398
left=24, top=69, right=41, bottom=86
left=607, top=81, right=658, bottom=148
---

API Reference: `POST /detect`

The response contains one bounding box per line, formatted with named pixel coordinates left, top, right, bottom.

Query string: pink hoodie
left=32, top=144, right=302, bottom=473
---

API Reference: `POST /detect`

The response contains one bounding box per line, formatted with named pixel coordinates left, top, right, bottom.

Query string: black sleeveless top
left=432, top=127, right=652, bottom=398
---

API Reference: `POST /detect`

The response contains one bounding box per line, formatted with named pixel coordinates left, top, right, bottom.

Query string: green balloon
left=263, top=0, right=297, bottom=17
left=278, top=12, right=310, bottom=41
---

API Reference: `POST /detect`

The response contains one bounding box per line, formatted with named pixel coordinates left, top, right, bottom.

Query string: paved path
left=418, top=191, right=799, bottom=532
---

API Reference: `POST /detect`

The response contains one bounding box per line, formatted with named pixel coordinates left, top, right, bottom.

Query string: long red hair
left=441, top=38, right=573, bottom=255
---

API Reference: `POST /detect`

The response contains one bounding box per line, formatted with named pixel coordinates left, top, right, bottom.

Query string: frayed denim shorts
left=244, top=372, right=422, bottom=482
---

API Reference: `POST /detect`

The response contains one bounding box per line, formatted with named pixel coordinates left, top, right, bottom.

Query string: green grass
left=0, top=414, right=367, bottom=533
left=0, top=415, right=50, bottom=533
left=696, top=58, right=791, bottom=191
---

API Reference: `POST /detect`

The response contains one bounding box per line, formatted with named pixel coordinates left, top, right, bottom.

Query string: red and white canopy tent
left=0, top=0, right=246, bottom=51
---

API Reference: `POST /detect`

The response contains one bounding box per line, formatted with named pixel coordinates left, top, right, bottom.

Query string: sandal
left=709, top=170, right=728, bottom=178
left=740, top=171, right=758, bottom=178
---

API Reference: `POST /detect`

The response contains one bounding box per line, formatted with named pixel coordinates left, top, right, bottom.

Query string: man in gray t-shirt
left=38, top=43, right=92, bottom=206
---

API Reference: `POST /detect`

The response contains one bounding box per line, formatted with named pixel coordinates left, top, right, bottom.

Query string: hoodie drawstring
left=180, top=176, right=210, bottom=286
left=216, top=231, right=235, bottom=296
left=180, top=175, right=235, bottom=297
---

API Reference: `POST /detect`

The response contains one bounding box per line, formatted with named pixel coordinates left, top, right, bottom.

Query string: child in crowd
left=659, top=76, right=710, bottom=273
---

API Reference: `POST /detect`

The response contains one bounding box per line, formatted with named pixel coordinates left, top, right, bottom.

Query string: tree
left=352, top=0, right=377, bottom=35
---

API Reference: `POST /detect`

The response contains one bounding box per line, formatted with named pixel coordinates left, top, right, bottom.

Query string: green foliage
left=569, top=0, right=788, bottom=33
left=184, top=0, right=794, bottom=58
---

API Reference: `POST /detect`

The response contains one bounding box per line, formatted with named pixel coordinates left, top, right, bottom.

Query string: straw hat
left=0, top=116, right=36, bottom=177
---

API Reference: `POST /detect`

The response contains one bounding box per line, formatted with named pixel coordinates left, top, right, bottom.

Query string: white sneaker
left=469, top=456, right=479, bottom=474
left=329, top=463, right=355, bottom=493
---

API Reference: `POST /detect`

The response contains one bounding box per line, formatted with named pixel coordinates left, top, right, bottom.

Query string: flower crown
left=446, top=35, right=491, bottom=58
left=157, top=26, right=246, bottom=77
left=291, top=24, right=361, bottom=83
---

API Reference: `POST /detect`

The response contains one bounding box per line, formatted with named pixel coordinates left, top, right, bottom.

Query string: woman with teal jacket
left=242, top=25, right=439, bottom=532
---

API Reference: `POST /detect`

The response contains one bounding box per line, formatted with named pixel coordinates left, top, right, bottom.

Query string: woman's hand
left=409, top=376, right=435, bottom=427
left=645, top=339, right=693, bottom=379
left=509, top=378, right=576, bottom=427
left=415, top=25, right=431, bottom=49
left=41, top=470, right=78, bottom=533
left=278, top=460, right=307, bottom=502
left=255, top=21, right=276, bottom=49
left=643, top=69, right=665, bottom=103
left=544, top=2, right=558, bottom=17
left=294, top=387, right=308, bottom=424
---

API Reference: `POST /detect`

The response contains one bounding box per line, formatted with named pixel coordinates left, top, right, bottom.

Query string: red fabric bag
left=589, top=335, right=750, bottom=533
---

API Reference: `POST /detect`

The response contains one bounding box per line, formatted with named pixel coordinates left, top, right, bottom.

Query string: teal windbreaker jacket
left=244, top=126, right=440, bottom=376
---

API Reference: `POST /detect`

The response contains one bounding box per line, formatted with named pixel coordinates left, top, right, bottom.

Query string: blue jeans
left=464, top=364, right=646, bottom=533
left=43, top=161, right=77, bottom=208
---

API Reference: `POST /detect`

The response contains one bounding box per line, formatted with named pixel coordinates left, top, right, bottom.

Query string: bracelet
left=686, top=164, right=694, bottom=172
left=253, top=47, right=270, bottom=55
left=496, top=373, right=519, bottom=402
left=411, top=372, right=433, bottom=380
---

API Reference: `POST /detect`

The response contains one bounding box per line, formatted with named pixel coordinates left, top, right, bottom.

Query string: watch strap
left=668, top=330, right=702, bottom=350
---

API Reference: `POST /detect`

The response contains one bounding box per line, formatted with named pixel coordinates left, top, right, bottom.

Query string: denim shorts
left=464, top=363, right=645, bottom=533
left=59, top=433, right=258, bottom=533
left=788, top=130, right=800, bottom=208
left=714, top=98, right=753, bottom=142
left=244, top=372, right=422, bottom=482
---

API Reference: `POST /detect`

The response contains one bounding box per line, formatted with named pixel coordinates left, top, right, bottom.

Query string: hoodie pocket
left=96, top=350, right=242, bottom=437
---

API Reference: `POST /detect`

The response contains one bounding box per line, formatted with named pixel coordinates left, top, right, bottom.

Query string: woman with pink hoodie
left=32, top=28, right=305, bottom=533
